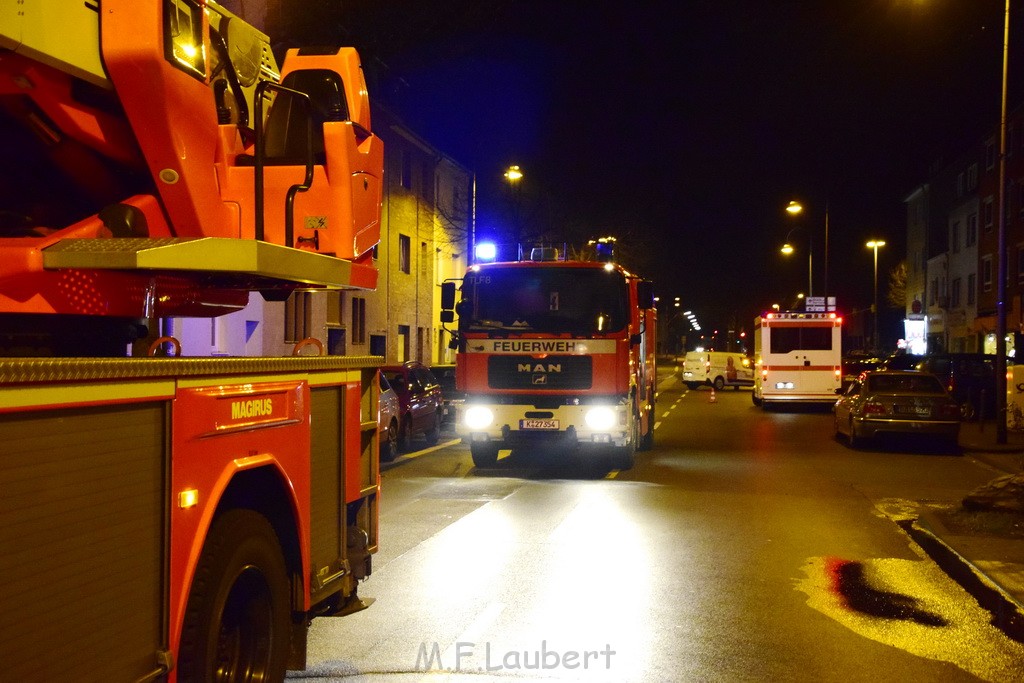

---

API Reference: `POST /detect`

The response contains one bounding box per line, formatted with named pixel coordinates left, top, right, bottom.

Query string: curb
left=899, top=514, right=1024, bottom=644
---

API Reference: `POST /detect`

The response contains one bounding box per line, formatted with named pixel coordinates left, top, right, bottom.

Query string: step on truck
left=440, top=243, right=657, bottom=470
left=1, top=2, right=384, bottom=680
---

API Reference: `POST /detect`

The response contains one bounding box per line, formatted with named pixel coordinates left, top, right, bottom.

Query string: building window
left=982, top=255, right=993, bottom=292
left=930, top=278, right=939, bottom=305
left=956, top=172, right=965, bottom=198
left=986, top=140, right=997, bottom=170
left=951, top=221, right=961, bottom=253
left=399, top=234, right=411, bottom=274
left=967, top=213, right=978, bottom=246
left=951, top=277, right=962, bottom=308
left=397, top=324, right=410, bottom=362
left=351, top=296, right=366, bottom=344
left=984, top=198, right=995, bottom=233
left=967, top=273, right=977, bottom=305
left=967, top=163, right=979, bottom=190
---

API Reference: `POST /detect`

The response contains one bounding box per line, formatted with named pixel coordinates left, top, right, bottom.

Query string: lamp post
left=503, top=165, right=524, bottom=241
left=785, top=200, right=830, bottom=299
left=996, top=0, right=1011, bottom=443
left=781, top=228, right=812, bottom=298
left=867, top=240, right=885, bottom=351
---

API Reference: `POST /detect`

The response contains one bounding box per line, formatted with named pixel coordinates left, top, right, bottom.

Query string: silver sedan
left=834, top=370, right=961, bottom=448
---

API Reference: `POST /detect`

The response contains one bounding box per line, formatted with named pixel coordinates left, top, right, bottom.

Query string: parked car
left=377, top=371, right=401, bottom=462
left=840, top=354, right=881, bottom=391
left=913, top=353, right=1009, bottom=420
left=833, top=370, right=961, bottom=449
left=380, top=361, right=443, bottom=452
left=877, top=352, right=925, bottom=371
left=432, top=363, right=464, bottom=423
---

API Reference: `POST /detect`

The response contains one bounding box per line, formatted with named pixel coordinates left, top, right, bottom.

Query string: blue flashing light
left=475, top=242, right=497, bottom=262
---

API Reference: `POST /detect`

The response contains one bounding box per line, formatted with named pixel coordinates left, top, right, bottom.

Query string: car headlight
left=585, top=406, right=617, bottom=431
left=463, top=406, right=494, bottom=430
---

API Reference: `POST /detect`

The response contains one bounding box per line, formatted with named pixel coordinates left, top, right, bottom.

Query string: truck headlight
left=463, top=406, right=494, bottom=430
left=585, top=406, right=617, bottom=431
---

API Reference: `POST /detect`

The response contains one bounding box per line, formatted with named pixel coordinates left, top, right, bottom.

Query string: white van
left=681, top=351, right=754, bottom=390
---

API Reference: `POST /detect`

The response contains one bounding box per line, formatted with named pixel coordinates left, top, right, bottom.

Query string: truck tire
left=639, top=398, right=654, bottom=451
left=470, top=443, right=499, bottom=467
left=713, top=376, right=726, bottom=391
left=178, top=509, right=291, bottom=683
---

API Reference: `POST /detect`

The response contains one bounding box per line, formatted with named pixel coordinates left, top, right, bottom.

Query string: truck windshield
left=463, top=266, right=629, bottom=334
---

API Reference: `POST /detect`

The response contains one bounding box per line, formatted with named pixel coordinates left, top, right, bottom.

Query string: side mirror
left=441, top=281, right=457, bottom=310
left=637, top=280, right=655, bottom=309
left=440, top=310, right=454, bottom=323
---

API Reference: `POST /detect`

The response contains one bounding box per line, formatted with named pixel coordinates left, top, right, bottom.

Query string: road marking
left=393, top=438, right=461, bottom=462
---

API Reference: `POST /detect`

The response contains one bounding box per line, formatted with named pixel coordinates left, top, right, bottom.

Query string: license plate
left=896, top=405, right=930, bottom=416
left=520, top=419, right=559, bottom=430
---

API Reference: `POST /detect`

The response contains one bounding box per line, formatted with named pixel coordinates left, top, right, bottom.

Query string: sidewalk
left=905, top=420, right=1024, bottom=640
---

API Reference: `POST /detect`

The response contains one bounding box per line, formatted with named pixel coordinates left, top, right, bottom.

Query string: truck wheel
left=178, top=509, right=290, bottom=683
left=424, top=412, right=441, bottom=446
left=752, top=393, right=762, bottom=407
left=380, top=420, right=399, bottom=462
left=686, top=382, right=700, bottom=390
left=470, top=443, right=499, bottom=467
left=639, top=400, right=654, bottom=451
left=713, top=376, right=726, bottom=391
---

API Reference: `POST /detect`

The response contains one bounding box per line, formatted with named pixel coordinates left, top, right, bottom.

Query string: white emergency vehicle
left=753, top=311, right=843, bottom=408
left=682, top=351, right=754, bottom=390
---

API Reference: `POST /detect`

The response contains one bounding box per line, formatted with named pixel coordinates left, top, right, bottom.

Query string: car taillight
left=939, top=404, right=961, bottom=419
left=863, top=401, right=886, bottom=415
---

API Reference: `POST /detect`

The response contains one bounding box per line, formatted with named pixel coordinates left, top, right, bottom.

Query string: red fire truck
left=440, top=245, right=657, bottom=469
left=1, top=2, right=383, bottom=680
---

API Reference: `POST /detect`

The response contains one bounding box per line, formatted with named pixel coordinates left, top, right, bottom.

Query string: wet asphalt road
left=292, top=371, right=1024, bottom=682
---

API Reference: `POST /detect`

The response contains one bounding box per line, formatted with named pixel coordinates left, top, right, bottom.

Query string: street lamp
left=996, top=0, right=1011, bottom=443
left=503, top=165, right=523, bottom=183
left=780, top=227, right=812, bottom=298
left=785, top=199, right=830, bottom=298
left=866, top=240, right=886, bottom=350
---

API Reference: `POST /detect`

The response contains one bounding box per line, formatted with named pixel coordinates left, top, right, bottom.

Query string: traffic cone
left=709, top=387, right=717, bottom=403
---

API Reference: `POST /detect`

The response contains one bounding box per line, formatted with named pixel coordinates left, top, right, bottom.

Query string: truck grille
left=488, top=355, right=592, bottom=390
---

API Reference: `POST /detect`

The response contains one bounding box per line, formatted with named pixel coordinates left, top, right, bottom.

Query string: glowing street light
left=780, top=228, right=812, bottom=297
left=784, top=199, right=830, bottom=298
left=503, top=165, right=523, bottom=182
left=867, top=240, right=886, bottom=350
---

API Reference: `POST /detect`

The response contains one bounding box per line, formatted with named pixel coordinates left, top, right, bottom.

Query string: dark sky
left=271, top=1, right=1020, bottom=336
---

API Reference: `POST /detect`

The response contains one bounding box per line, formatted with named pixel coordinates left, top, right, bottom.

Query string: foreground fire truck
left=1, top=2, right=383, bottom=680
left=440, top=246, right=656, bottom=469
left=752, top=311, right=843, bottom=408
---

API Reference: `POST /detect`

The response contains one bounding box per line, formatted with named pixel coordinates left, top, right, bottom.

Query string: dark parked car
left=377, top=371, right=401, bottom=462
left=841, top=354, right=881, bottom=391
left=380, top=361, right=443, bottom=452
left=913, top=353, right=1009, bottom=420
left=432, top=363, right=464, bottom=423
left=833, top=370, right=961, bottom=448
left=877, top=352, right=925, bottom=371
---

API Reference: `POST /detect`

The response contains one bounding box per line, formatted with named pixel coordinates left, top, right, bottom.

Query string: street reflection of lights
left=533, top=489, right=652, bottom=670
left=419, top=505, right=518, bottom=603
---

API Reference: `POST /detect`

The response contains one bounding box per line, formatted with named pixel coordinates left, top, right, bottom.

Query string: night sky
left=266, top=1, right=1022, bottom=338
